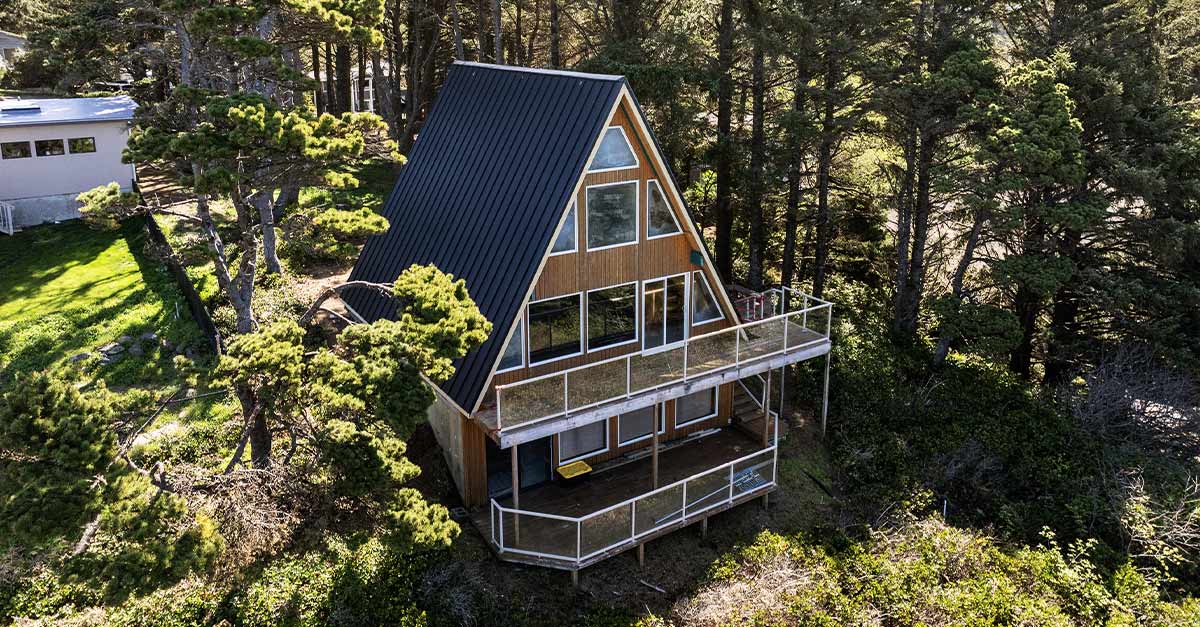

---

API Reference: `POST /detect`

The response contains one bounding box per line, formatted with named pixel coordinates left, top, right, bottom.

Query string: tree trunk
left=312, top=42, right=324, bottom=114
left=812, top=57, right=838, bottom=299
left=782, top=68, right=807, bottom=290
left=1044, top=229, right=1081, bottom=385
left=549, top=0, right=560, bottom=68
left=714, top=0, right=736, bottom=281
left=745, top=0, right=766, bottom=290
left=324, top=42, right=336, bottom=113
left=933, top=210, right=986, bottom=365
left=892, top=132, right=916, bottom=337
left=450, top=0, right=466, bottom=60
left=239, top=386, right=272, bottom=468
left=356, top=45, right=367, bottom=111
left=895, top=133, right=934, bottom=335
left=493, top=0, right=503, bottom=63
left=478, top=0, right=490, bottom=61
left=335, top=44, right=352, bottom=114
left=371, top=50, right=388, bottom=120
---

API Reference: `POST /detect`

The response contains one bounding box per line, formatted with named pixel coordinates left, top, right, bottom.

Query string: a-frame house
left=346, top=62, right=833, bottom=577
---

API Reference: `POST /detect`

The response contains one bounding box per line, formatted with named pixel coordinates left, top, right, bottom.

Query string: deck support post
left=762, top=369, right=772, bottom=448
left=821, top=351, right=831, bottom=437
left=637, top=543, right=645, bottom=567
left=762, top=493, right=769, bottom=510
left=701, top=516, right=708, bottom=538
left=779, top=365, right=787, bottom=430
left=571, top=570, right=579, bottom=588
left=651, top=426, right=659, bottom=488
left=511, top=446, right=520, bottom=545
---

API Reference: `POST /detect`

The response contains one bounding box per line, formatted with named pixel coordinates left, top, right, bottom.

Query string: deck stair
left=732, top=382, right=785, bottom=442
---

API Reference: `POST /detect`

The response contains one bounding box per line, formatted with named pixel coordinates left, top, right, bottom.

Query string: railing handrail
left=489, top=444, right=775, bottom=524
left=495, top=299, right=831, bottom=394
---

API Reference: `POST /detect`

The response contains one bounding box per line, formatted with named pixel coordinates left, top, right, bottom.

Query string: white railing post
left=783, top=310, right=790, bottom=351
left=735, top=332, right=741, bottom=366
left=826, top=304, right=833, bottom=338
left=495, top=388, right=503, bottom=430
left=577, top=521, right=582, bottom=559
left=630, top=501, right=636, bottom=541
left=682, top=481, right=688, bottom=517
left=563, top=373, right=569, bottom=415
left=626, top=355, right=632, bottom=397
left=499, top=504, right=505, bottom=549
left=728, top=463, right=734, bottom=500
left=683, top=340, right=689, bottom=380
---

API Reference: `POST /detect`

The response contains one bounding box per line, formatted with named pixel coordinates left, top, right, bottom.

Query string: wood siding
left=492, top=97, right=733, bottom=389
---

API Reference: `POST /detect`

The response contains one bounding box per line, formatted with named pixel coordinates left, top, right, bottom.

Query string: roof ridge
left=451, top=61, right=625, bottom=82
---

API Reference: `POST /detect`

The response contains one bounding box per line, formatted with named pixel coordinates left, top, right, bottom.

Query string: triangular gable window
left=589, top=127, right=638, bottom=172
left=551, top=201, right=577, bottom=254
left=646, top=180, right=681, bottom=238
left=692, top=271, right=723, bottom=325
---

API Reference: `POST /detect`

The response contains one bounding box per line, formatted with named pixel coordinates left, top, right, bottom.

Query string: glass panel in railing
left=629, top=345, right=685, bottom=393
left=785, top=310, right=819, bottom=349
left=684, top=465, right=731, bottom=515
left=732, top=450, right=775, bottom=498
left=567, top=359, right=629, bottom=411
left=579, top=503, right=634, bottom=559
left=501, top=510, right=577, bottom=558
left=634, top=484, right=684, bottom=535
left=499, top=376, right=566, bottom=428
left=738, top=317, right=786, bottom=362
left=685, top=329, right=737, bottom=378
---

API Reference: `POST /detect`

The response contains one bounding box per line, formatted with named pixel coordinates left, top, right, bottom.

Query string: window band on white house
left=675, top=386, right=719, bottom=428
left=586, top=180, right=639, bottom=251
left=549, top=201, right=577, bottom=255
left=588, top=125, right=639, bottom=173
left=527, top=292, right=584, bottom=366
left=646, top=179, right=682, bottom=239
left=558, top=419, right=609, bottom=465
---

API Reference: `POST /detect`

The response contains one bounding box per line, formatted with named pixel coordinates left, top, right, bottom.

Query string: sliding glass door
left=643, top=274, right=688, bottom=351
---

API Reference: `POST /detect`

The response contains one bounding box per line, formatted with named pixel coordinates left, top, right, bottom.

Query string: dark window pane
left=560, top=420, right=607, bottom=461
left=693, top=272, right=722, bottom=324
left=643, top=280, right=665, bottom=349
left=588, top=284, right=637, bottom=350
left=498, top=319, right=524, bottom=371
left=665, top=275, right=687, bottom=344
left=1, top=141, right=31, bottom=159
left=68, top=137, right=96, bottom=153
left=587, top=181, right=637, bottom=248
left=589, top=127, right=637, bottom=171
left=35, top=139, right=65, bottom=157
left=551, top=202, right=576, bottom=253
left=618, top=405, right=661, bottom=444
left=647, top=181, right=680, bottom=237
left=676, top=388, right=717, bottom=426
left=528, top=294, right=580, bottom=363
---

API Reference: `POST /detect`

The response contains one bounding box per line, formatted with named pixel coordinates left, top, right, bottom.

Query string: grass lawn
left=0, top=220, right=204, bottom=386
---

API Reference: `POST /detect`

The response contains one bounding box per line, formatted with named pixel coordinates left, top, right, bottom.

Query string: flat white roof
left=0, top=96, right=137, bottom=128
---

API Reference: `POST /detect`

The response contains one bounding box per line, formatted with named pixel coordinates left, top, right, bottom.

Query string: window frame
left=587, top=125, right=640, bottom=174
left=68, top=137, right=97, bottom=154
left=617, top=404, right=666, bottom=447
left=586, top=281, right=640, bottom=352
left=0, top=140, right=31, bottom=160
left=645, top=179, right=682, bottom=240
left=494, top=315, right=526, bottom=374
left=674, top=387, right=720, bottom=429
left=549, top=200, right=577, bottom=257
left=585, top=180, right=640, bottom=251
left=557, top=419, right=610, bottom=465
left=526, top=292, right=584, bottom=367
left=691, top=271, right=724, bottom=326
left=35, top=138, right=65, bottom=157
left=641, top=271, right=690, bottom=354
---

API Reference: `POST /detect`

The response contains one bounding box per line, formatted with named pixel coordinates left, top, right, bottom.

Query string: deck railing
left=0, top=202, right=14, bottom=236
left=489, top=444, right=777, bottom=566
left=493, top=288, right=832, bottom=431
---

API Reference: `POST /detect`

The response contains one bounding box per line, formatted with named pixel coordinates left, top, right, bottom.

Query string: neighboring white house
left=0, top=96, right=137, bottom=229
left=0, top=30, right=25, bottom=72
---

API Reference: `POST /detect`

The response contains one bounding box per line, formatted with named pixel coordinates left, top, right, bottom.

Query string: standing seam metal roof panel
left=345, top=62, right=625, bottom=412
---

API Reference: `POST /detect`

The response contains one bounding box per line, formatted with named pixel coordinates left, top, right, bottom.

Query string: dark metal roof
left=344, top=62, right=626, bottom=412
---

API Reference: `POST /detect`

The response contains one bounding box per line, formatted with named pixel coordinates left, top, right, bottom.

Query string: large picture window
left=643, top=274, right=687, bottom=350
left=587, top=283, right=637, bottom=350
left=528, top=294, right=582, bottom=364
left=496, top=317, right=524, bottom=372
left=551, top=201, right=576, bottom=255
left=618, top=405, right=664, bottom=446
left=646, top=180, right=681, bottom=238
left=559, top=420, right=608, bottom=463
left=589, top=126, right=638, bottom=172
left=676, top=387, right=718, bottom=428
left=692, top=272, right=723, bottom=325
left=587, top=181, right=638, bottom=249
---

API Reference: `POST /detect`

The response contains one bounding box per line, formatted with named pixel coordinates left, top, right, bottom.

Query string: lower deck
left=469, top=420, right=780, bottom=571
